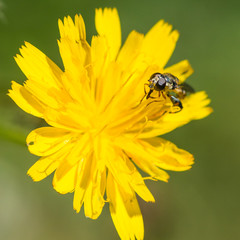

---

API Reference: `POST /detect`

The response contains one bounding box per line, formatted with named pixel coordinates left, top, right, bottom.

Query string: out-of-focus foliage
left=0, top=0, right=239, bottom=239
left=0, top=0, right=5, bottom=22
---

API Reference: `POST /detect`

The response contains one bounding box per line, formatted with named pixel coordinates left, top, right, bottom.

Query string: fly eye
left=155, top=78, right=166, bottom=90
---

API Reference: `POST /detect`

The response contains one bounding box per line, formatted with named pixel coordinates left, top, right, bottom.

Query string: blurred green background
left=0, top=0, right=239, bottom=239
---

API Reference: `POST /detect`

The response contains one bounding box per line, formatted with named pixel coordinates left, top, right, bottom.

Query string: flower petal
left=117, top=136, right=194, bottom=172
left=27, top=156, right=59, bottom=181
left=14, top=43, right=73, bottom=109
left=84, top=167, right=106, bottom=219
left=95, top=8, right=121, bottom=61
left=73, top=154, right=93, bottom=213
left=115, top=136, right=170, bottom=182
left=82, top=136, right=108, bottom=219
left=139, top=91, right=213, bottom=138
left=142, top=137, right=194, bottom=171
left=102, top=138, right=154, bottom=202
left=27, top=144, right=72, bottom=182
left=122, top=153, right=155, bottom=202
left=58, top=14, right=86, bottom=42
left=26, top=127, right=72, bottom=157
left=59, top=67, right=92, bottom=107
left=117, top=30, right=145, bottom=74
left=107, top=172, right=144, bottom=240
left=53, top=163, right=77, bottom=194
left=91, top=35, right=109, bottom=78
left=23, top=79, right=63, bottom=109
left=142, top=20, right=179, bottom=68
left=8, top=81, right=45, bottom=118
left=164, top=59, right=194, bottom=83
left=99, top=137, right=133, bottom=196
left=44, top=106, right=91, bottom=132
left=15, top=42, right=62, bottom=89
left=58, top=15, right=92, bottom=93
left=53, top=133, right=91, bottom=195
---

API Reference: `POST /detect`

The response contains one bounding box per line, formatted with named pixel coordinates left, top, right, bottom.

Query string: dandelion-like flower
left=8, top=8, right=212, bottom=240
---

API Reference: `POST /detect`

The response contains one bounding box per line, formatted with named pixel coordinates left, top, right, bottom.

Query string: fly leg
left=139, top=84, right=156, bottom=105
left=133, top=84, right=151, bottom=109
left=169, top=95, right=183, bottom=113
left=137, top=83, right=149, bottom=106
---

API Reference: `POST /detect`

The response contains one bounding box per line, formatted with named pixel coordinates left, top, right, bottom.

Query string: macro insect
left=140, top=72, right=194, bottom=112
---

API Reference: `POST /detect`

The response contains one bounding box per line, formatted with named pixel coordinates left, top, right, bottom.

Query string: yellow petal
left=101, top=142, right=154, bottom=202
left=75, top=14, right=86, bottom=40
left=117, top=30, right=145, bottom=74
left=27, top=156, right=59, bottom=182
left=95, top=8, right=121, bottom=61
left=82, top=135, right=107, bottom=218
left=44, top=107, right=89, bottom=132
left=84, top=167, right=106, bottom=219
left=23, top=79, right=62, bottom=109
left=53, top=163, right=77, bottom=194
left=123, top=136, right=193, bottom=172
left=103, top=139, right=154, bottom=202
left=142, top=137, right=194, bottom=171
left=73, top=160, right=85, bottom=213
left=14, top=42, right=72, bottom=110
left=142, top=20, right=179, bottom=68
left=26, top=127, right=72, bottom=156
left=73, top=155, right=93, bottom=213
left=71, top=135, right=93, bottom=213
left=52, top=143, right=83, bottom=194
left=58, top=15, right=86, bottom=41
left=15, top=42, right=62, bottom=88
left=164, top=59, right=194, bottom=83
left=90, top=35, right=112, bottom=103
left=122, top=153, right=155, bottom=202
left=53, top=134, right=91, bottom=194
left=8, top=81, right=45, bottom=118
left=59, top=67, right=93, bottom=108
left=107, top=172, right=144, bottom=240
left=58, top=37, right=86, bottom=79
left=115, top=136, right=170, bottom=182
left=99, top=137, right=133, bottom=196
left=57, top=15, right=92, bottom=106
left=91, top=35, right=109, bottom=79
left=58, top=15, right=92, bottom=89
left=27, top=133, right=77, bottom=182
left=26, top=144, right=72, bottom=182
left=139, top=91, right=213, bottom=138
left=96, top=62, right=125, bottom=112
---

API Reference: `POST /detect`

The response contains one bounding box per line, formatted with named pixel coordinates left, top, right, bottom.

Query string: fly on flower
left=140, top=72, right=195, bottom=112
left=8, top=8, right=212, bottom=240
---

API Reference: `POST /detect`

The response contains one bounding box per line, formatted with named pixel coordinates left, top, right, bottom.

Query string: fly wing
left=180, top=82, right=195, bottom=94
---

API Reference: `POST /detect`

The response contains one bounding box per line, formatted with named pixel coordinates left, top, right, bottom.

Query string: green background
left=0, top=0, right=239, bottom=239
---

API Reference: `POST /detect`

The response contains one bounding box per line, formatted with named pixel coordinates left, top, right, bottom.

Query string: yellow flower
left=8, top=8, right=212, bottom=240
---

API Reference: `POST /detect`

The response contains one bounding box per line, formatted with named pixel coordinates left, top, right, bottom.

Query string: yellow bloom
left=8, top=8, right=212, bottom=240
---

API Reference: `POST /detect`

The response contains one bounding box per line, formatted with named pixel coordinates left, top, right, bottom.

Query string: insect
left=140, top=72, right=194, bottom=112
